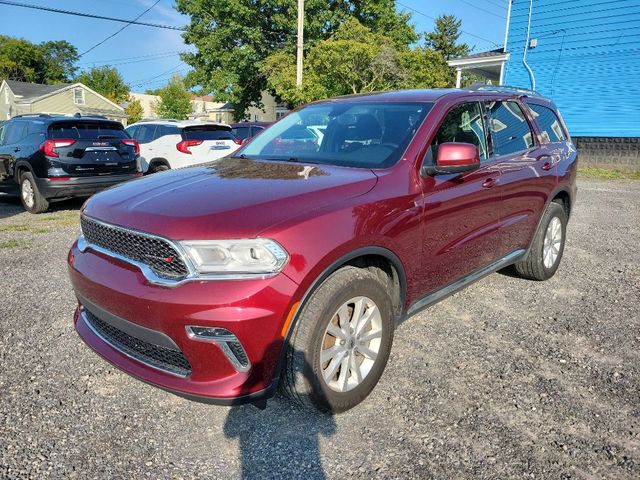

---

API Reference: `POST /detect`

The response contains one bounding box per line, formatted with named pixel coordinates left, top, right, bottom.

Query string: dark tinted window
left=159, top=125, right=180, bottom=137
left=4, top=122, right=27, bottom=144
left=487, top=101, right=534, bottom=156
left=137, top=125, right=157, bottom=144
left=527, top=103, right=566, bottom=143
left=231, top=127, right=250, bottom=140
left=125, top=125, right=138, bottom=139
left=182, top=126, right=234, bottom=141
left=250, top=126, right=265, bottom=137
left=49, top=122, right=127, bottom=140
left=429, top=102, right=487, bottom=162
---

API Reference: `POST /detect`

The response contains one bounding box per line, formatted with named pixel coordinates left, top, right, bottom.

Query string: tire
left=281, top=266, right=395, bottom=413
left=19, top=171, right=49, bottom=214
left=149, top=162, right=169, bottom=174
left=513, top=201, right=567, bottom=281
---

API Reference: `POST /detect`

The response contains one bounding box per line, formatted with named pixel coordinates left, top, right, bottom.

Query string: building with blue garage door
left=448, top=0, right=640, bottom=171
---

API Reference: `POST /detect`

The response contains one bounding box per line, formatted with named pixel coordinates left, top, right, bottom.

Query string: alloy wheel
left=21, top=179, right=35, bottom=209
left=320, top=296, right=383, bottom=393
left=543, top=216, right=562, bottom=269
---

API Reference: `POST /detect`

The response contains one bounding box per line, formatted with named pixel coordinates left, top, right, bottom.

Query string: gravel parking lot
left=1, top=177, right=639, bottom=479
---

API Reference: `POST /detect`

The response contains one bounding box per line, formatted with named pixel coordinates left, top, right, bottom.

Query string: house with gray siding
left=0, top=80, right=127, bottom=125
left=448, top=0, right=640, bottom=171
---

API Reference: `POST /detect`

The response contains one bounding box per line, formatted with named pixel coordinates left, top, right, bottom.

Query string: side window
left=4, top=122, right=26, bottom=144
left=429, top=102, right=487, bottom=162
left=527, top=103, right=566, bottom=143
left=137, top=125, right=157, bottom=144
left=159, top=125, right=180, bottom=137
left=232, top=127, right=251, bottom=140
left=486, top=101, right=535, bottom=156
left=251, top=126, right=264, bottom=137
left=0, top=124, right=5, bottom=145
left=27, top=121, right=46, bottom=143
left=125, top=125, right=139, bottom=139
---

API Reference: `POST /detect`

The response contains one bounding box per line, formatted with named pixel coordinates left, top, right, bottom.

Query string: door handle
left=541, top=162, right=552, bottom=171
left=13, top=147, right=20, bottom=152
left=482, top=178, right=497, bottom=189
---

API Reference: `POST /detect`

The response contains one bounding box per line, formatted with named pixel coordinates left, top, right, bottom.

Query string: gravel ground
left=0, top=178, right=639, bottom=479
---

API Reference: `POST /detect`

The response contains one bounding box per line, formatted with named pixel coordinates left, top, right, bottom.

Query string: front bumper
left=36, top=174, right=140, bottom=199
left=68, top=238, right=300, bottom=404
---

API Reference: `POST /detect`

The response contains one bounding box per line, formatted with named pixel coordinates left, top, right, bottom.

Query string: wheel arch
left=148, top=158, right=170, bottom=169
left=13, top=160, right=34, bottom=182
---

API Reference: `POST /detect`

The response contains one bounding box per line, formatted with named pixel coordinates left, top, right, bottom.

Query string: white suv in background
left=125, top=120, right=241, bottom=174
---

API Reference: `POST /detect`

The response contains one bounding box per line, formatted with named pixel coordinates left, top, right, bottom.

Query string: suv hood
left=83, top=158, right=378, bottom=239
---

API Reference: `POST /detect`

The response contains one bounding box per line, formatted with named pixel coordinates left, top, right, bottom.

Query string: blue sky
left=0, top=0, right=508, bottom=92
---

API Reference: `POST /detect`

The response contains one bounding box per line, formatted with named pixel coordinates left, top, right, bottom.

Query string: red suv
left=68, top=88, right=577, bottom=412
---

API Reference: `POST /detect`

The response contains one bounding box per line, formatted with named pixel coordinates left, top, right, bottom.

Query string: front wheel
left=513, top=201, right=567, bottom=280
left=281, top=266, right=395, bottom=413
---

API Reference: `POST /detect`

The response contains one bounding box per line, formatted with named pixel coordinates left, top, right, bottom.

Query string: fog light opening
left=186, top=326, right=251, bottom=372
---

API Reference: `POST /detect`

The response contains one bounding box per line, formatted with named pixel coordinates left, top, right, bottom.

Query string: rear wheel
left=513, top=201, right=567, bottom=280
left=281, top=266, right=394, bottom=412
left=149, top=162, right=170, bottom=174
left=19, top=171, right=49, bottom=214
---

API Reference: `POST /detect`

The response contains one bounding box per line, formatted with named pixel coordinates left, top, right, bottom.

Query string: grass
left=577, top=167, right=640, bottom=180
left=0, top=239, right=21, bottom=249
left=0, top=224, right=49, bottom=234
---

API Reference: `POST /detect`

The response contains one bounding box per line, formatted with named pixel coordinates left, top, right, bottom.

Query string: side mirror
left=422, top=142, right=481, bottom=176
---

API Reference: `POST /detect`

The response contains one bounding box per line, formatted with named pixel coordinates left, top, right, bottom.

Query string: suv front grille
left=81, top=215, right=189, bottom=280
left=83, top=309, right=192, bottom=377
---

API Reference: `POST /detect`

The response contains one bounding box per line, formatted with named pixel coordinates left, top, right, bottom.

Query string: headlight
left=180, top=239, right=288, bottom=276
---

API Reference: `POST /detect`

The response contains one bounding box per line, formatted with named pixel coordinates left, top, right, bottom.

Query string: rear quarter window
left=183, top=126, right=235, bottom=141
left=527, top=103, right=567, bottom=143
left=49, top=122, right=127, bottom=140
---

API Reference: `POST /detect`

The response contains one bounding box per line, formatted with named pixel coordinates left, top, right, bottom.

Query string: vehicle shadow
left=222, top=342, right=337, bottom=479
left=0, top=194, right=85, bottom=219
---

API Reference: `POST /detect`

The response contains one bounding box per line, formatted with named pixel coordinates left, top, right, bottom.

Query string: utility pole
left=296, top=0, right=304, bottom=87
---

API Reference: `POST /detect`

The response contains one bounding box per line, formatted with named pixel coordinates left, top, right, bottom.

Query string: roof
left=458, top=48, right=506, bottom=60
left=314, top=89, right=462, bottom=104
left=4, top=79, right=71, bottom=100
left=10, top=114, right=125, bottom=125
left=130, top=119, right=231, bottom=128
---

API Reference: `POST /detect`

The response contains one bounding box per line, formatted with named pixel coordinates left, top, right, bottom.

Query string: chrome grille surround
left=79, top=214, right=192, bottom=285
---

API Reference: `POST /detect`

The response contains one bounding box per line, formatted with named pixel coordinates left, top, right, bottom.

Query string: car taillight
left=40, top=139, right=75, bottom=158
left=176, top=139, right=203, bottom=155
left=121, top=139, right=140, bottom=155
left=233, top=138, right=242, bottom=146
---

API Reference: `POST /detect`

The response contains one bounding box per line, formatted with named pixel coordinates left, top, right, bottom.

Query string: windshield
left=238, top=101, right=433, bottom=169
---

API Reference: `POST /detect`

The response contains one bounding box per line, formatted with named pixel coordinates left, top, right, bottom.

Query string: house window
left=73, top=88, right=85, bottom=105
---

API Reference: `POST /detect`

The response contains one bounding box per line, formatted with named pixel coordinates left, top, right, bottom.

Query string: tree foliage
left=0, top=36, right=78, bottom=84
left=153, top=75, right=192, bottom=120
left=75, top=66, right=130, bottom=104
left=263, top=18, right=449, bottom=108
left=125, top=96, right=144, bottom=124
left=425, top=15, right=470, bottom=61
left=176, top=0, right=418, bottom=118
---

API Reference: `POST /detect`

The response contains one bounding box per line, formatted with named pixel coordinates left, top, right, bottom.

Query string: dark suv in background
left=0, top=114, right=140, bottom=213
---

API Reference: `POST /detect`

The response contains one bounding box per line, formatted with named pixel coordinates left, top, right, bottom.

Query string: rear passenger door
left=485, top=99, right=558, bottom=255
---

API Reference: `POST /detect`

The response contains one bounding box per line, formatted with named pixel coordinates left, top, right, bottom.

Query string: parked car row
left=0, top=113, right=267, bottom=213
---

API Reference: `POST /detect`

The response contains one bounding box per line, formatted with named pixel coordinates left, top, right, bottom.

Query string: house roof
left=4, top=79, right=71, bottom=100
left=459, top=48, right=506, bottom=60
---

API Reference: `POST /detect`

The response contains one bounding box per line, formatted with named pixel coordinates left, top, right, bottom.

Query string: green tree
left=424, top=14, right=470, bottom=61
left=263, top=18, right=449, bottom=108
left=176, top=0, right=418, bottom=118
left=0, top=36, right=78, bottom=84
left=39, top=40, right=79, bottom=84
left=75, top=66, right=130, bottom=104
left=124, top=96, right=144, bottom=124
left=153, top=75, right=192, bottom=120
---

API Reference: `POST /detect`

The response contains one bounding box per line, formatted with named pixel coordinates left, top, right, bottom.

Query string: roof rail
left=469, top=84, right=541, bottom=96
left=11, top=113, right=52, bottom=119
left=138, top=118, right=179, bottom=122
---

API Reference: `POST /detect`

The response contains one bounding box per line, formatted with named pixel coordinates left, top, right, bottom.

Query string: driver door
left=415, top=101, right=504, bottom=294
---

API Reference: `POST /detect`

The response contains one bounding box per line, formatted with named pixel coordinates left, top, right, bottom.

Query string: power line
left=80, top=0, right=161, bottom=57
left=483, top=0, right=508, bottom=10
left=0, top=0, right=186, bottom=30
left=396, top=1, right=501, bottom=47
left=458, top=0, right=506, bottom=19
left=77, top=51, right=184, bottom=66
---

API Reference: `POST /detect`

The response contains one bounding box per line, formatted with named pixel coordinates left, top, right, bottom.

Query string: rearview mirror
left=422, top=142, right=480, bottom=176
